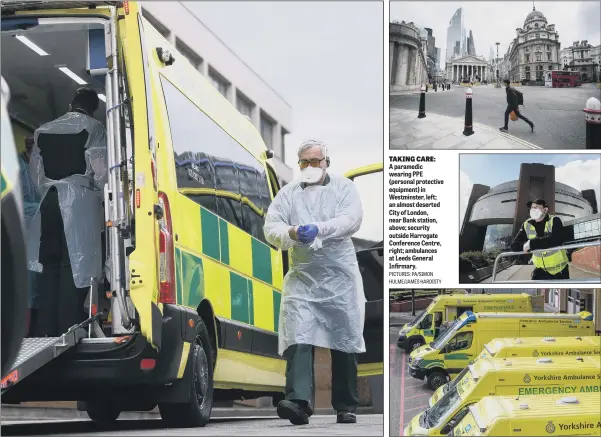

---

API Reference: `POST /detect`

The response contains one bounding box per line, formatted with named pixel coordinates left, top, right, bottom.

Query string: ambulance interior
left=1, top=19, right=123, bottom=337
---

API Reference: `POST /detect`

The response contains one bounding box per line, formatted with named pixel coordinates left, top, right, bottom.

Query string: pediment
left=452, top=55, right=488, bottom=64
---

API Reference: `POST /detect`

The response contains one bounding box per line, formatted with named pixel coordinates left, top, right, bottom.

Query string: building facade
left=543, top=290, right=600, bottom=333
left=459, top=163, right=598, bottom=253
left=560, top=41, right=600, bottom=82
left=507, top=6, right=561, bottom=84
left=139, top=1, right=293, bottom=183
left=390, top=21, right=429, bottom=91
left=446, top=7, right=466, bottom=61
left=446, top=54, right=489, bottom=82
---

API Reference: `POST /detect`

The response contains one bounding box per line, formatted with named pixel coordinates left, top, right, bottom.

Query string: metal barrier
left=491, top=240, right=601, bottom=284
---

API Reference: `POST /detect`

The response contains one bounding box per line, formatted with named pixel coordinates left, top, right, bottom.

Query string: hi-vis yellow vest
left=523, top=215, right=569, bottom=275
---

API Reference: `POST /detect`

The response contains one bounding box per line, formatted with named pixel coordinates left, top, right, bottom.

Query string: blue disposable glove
left=297, top=224, right=319, bottom=244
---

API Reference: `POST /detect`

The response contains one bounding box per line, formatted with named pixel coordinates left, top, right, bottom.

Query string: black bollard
left=434, top=83, right=437, bottom=92
left=425, top=82, right=428, bottom=93
left=584, top=97, right=601, bottom=149
left=418, top=85, right=426, bottom=118
left=463, top=87, right=474, bottom=136
left=447, top=83, right=450, bottom=90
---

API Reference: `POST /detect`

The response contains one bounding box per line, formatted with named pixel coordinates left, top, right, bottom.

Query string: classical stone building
left=560, top=41, right=600, bottom=82
left=446, top=54, right=489, bottom=82
left=507, top=6, right=561, bottom=84
left=390, top=21, right=429, bottom=91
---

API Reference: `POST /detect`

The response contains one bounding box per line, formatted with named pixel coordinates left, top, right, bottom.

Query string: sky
left=459, top=154, right=601, bottom=226
left=185, top=2, right=384, bottom=242
left=390, top=1, right=601, bottom=62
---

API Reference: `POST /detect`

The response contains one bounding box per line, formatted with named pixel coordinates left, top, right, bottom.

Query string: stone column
left=390, top=42, right=397, bottom=85
left=406, top=46, right=414, bottom=86
left=397, top=44, right=406, bottom=85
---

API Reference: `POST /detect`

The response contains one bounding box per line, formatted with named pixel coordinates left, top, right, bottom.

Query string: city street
left=390, top=84, right=601, bottom=149
left=389, top=319, right=431, bottom=437
left=0, top=414, right=384, bottom=436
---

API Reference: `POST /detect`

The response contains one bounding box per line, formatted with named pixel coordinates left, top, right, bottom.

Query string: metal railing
left=491, top=240, right=601, bottom=284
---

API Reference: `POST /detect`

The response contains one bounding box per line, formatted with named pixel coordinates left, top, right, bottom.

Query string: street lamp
left=496, top=42, right=500, bottom=78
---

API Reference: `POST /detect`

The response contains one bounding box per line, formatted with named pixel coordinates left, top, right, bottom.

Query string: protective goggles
left=298, top=158, right=326, bottom=169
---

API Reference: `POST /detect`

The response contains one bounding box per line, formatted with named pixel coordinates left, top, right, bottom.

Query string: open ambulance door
left=116, top=1, right=163, bottom=350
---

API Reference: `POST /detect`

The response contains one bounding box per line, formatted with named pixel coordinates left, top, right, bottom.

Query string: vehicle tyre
left=409, top=338, right=424, bottom=351
left=85, top=402, right=121, bottom=425
left=159, top=318, right=214, bottom=428
left=427, top=371, right=448, bottom=391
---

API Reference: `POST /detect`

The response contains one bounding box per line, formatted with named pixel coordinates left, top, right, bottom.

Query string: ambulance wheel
left=159, top=318, right=214, bottom=427
left=427, top=371, right=448, bottom=391
left=85, top=402, right=121, bottom=425
left=409, top=338, right=424, bottom=351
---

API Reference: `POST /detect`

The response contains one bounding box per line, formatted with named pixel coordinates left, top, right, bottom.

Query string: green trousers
left=283, top=344, right=359, bottom=414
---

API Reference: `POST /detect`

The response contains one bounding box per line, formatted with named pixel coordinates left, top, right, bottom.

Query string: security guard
left=510, top=198, right=569, bottom=280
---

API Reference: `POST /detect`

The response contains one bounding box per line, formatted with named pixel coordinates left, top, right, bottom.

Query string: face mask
left=530, top=209, right=544, bottom=220
left=300, top=166, right=324, bottom=184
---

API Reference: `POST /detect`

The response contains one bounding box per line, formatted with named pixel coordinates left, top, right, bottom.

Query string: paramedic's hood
left=263, top=173, right=366, bottom=355
left=27, top=111, right=108, bottom=289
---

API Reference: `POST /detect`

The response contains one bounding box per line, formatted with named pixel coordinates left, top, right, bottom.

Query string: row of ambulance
left=396, top=293, right=600, bottom=436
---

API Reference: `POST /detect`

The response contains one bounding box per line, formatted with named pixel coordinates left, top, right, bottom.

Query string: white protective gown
left=264, top=173, right=366, bottom=356
left=27, top=111, right=108, bottom=289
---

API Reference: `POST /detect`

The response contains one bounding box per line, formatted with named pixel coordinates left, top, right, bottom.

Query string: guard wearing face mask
left=510, top=198, right=569, bottom=280
left=263, top=140, right=366, bottom=426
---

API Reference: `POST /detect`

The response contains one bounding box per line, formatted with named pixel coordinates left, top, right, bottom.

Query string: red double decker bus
left=544, top=70, right=582, bottom=88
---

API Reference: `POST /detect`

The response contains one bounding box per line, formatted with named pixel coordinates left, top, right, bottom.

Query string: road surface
left=390, top=84, right=601, bottom=149
left=389, top=320, right=432, bottom=436
left=1, top=414, right=384, bottom=436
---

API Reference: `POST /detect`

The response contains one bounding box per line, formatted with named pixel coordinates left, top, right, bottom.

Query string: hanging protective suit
left=264, top=173, right=366, bottom=356
left=27, top=111, right=107, bottom=289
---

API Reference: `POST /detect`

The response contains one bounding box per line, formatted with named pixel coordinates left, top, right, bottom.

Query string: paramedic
left=264, top=140, right=366, bottom=426
left=28, top=87, right=107, bottom=337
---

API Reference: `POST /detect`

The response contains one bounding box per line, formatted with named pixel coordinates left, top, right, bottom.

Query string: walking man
left=500, top=79, right=534, bottom=132
left=510, top=199, right=570, bottom=280
left=264, top=139, right=366, bottom=426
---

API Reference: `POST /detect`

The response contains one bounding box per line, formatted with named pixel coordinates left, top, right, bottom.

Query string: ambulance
left=397, top=293, right=540, bottom=351
left=429, top=336, right=601, bottom=406
left=449, top=394, right=601, bottom=436
left=403, top=355, right=601, bottom=436
left=0, top=1, right=383, bottom=426
left=408, top=311, right=595, bottom=390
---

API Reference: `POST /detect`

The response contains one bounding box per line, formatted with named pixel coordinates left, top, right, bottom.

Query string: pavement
left=389, top=315, right=431, bottom=437
left=390, top=108, right=540, bottom=149
left=479, top=262, right=601, bottom=283
left=390, top=83, right=601, bottom=149
left=0, top=415, right=384, bottom=436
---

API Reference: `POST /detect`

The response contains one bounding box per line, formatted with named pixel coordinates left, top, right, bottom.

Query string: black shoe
left=337, top=411, right=357, bottom=424
left=499, top=126, right=508, bottom=132
left=277, top=400, right=309, bottom=425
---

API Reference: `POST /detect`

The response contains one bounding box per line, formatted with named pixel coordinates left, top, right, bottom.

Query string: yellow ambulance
left=1, top=1, right=383, bottom=425
left=449, top=394, right=601, bottom=436
left=429, top=335, right=601, bottom=406
left=403, top=355, right=601, bottom=436
left=397, top=293, right=539, bottom=351
left=408, top=311, right=594, bottom=390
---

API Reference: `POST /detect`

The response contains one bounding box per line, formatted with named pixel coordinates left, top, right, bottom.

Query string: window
left=260, top=112, right=275, bottom=148
left=525, top=54, right=530, bottom=63
left=446, top=331, right=473, bottom=352
left=536, top=53, right=541, bottom=61
left=536, top=33, right=540, bottom=39
left=160, top=76, right=272, bottom=244
left=208, top=68, right=229, bottom=98
left=236, top=92, right=254, bottom=119
left=548, top=53, right=552, bottom=61
left=280, top=127, right=289, bottom=162
left=141, top=9, right=171, bottom=40
left=175, top=37, right=202, bottom=70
